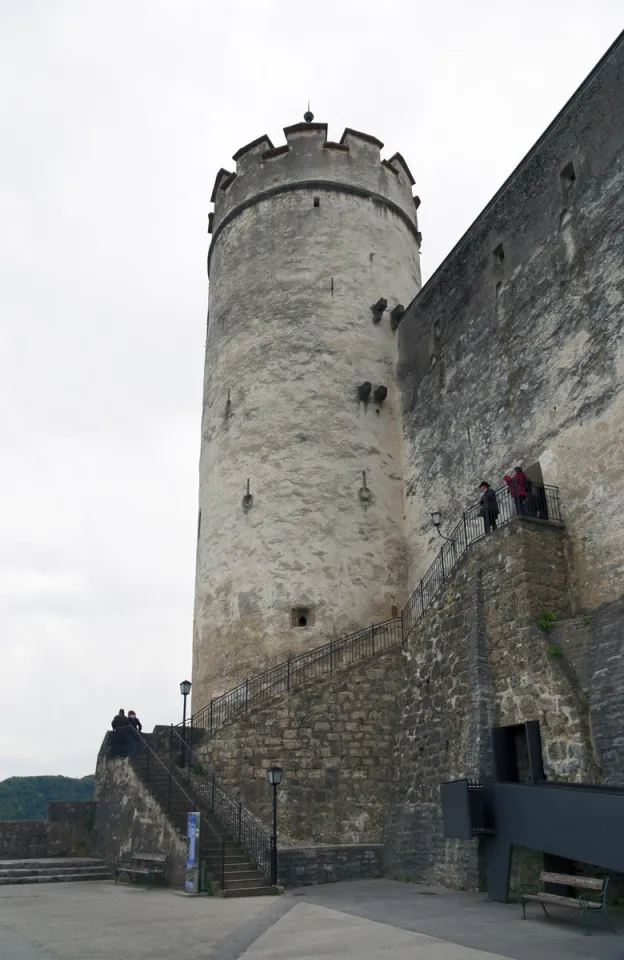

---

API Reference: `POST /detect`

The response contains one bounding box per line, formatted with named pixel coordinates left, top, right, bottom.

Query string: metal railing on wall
left=168, top=724, right=272, bottom=880
left=189, top=483, right=562, bottom=735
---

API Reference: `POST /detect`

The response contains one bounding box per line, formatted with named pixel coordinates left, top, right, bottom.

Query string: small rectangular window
left=313, top=197, right=320, bottom=208
left=291, top=606, right=314, bottom=627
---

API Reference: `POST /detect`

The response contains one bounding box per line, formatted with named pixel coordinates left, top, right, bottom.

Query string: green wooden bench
left=521, top=870, right=613, bottom=935
left=115, top=851, right=169, bottom=889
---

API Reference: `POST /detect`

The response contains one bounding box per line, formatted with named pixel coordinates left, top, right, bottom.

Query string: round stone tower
left=192, top=118, right=422, bottom=709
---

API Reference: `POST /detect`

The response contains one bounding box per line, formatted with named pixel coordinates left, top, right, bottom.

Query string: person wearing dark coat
left=111, top=709, right=129, bottom=730
left=126, top=710, right=142, bottom=757
left=110, top=709, right=130, bottom=757
left=127, top=710, right=142, bottom=733
left=479, top=481, right=499, bottom=535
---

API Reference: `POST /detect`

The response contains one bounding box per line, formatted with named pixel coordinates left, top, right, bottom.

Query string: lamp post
left=180, top=680, right=192, bottom=768
left=267, top=765, right=282, bottom=886
left=180, top=679, right=192, bottom=727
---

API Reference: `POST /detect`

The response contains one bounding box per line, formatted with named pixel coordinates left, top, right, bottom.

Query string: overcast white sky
left=0, top=2, right=621, bottom=782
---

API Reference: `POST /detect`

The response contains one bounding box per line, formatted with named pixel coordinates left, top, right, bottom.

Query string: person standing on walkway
left=110, top=709, right=130, bottom=757
left=479, top=481, right=499, bottom=535
left=127, top=710, right=142, bottom=758
left=504, top=466, right=528, bottom=515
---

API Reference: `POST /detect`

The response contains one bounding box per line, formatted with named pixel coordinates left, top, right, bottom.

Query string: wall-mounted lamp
left=431, top=510, right=452, bottom=542
left=242, top=479, right=253, bottom=510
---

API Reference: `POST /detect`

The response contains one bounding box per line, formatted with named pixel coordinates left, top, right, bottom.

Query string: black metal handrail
left=189, top=483, right=562, bottom=734
left=168, top=724, right=272, bottom=879
left=106, top=727, right=230, bottom=888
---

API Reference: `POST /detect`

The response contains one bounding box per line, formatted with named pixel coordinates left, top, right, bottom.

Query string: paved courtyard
left=0, top=879, right=622, bottom=960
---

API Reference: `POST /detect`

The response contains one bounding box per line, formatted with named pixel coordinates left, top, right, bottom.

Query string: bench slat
left=541, top=872, right=603, bottom=891
left=132, top=852, right=168, bottom=863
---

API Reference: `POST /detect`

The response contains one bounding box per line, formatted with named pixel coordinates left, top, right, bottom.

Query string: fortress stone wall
left=397, top=32, right=624, bottom=608
left=180, top=30, right=624, bottom=891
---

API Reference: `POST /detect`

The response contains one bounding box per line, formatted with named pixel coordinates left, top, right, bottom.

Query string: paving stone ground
left=0, top=879, right=622, bottom=960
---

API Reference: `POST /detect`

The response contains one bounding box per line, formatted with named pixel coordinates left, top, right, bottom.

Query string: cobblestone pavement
left=0, top=880, right=622, bottom=959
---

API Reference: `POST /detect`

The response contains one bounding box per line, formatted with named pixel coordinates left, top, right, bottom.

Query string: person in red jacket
left=504, top=466, right=528, bottom=515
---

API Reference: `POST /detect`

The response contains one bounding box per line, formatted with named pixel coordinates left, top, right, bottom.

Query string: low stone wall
left=92, top=756, right=186, bottom=887
left=0, top=802, right=95, bottom=860
left=47, top=802, right=95, bottom=857
left=0, top=820, right=48, bottom=859
left=278, top=844, right=383, bottom=888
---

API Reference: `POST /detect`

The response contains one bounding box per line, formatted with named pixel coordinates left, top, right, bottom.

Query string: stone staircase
left=131, top=741, right=276, bottom=898
left=0, top=858, right=112, bottom=886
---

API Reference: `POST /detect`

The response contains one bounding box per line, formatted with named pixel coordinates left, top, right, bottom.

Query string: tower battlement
left=208, top=123, right=420, bottom=251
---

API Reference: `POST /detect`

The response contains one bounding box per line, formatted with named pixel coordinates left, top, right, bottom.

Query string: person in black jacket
left=110, top=709, right=130, bottom=757
left=127, top=710, right=142, bottom=757
left=111, top=708, right=129, bottom=730
left=479, top=481, right=499, bottom=535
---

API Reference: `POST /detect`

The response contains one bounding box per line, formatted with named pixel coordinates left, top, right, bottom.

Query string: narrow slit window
left=560, top=161, right=576, bottom=188
left=493, top=243, right=505, bottom=266
left=313, top=197, right=320, bottom=208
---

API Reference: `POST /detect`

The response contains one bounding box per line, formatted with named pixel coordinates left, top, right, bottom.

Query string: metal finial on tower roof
left=303, top=101, right=314, bottom=123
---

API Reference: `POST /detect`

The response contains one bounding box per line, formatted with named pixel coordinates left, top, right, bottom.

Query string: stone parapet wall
left=277, top=843, right=383, bottom=888
left=0, top=802, right=95, bottom=860
left=0, top=820, right=48, bottom=860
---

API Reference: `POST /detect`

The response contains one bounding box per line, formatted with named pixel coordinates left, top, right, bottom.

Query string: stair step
left=223, top=885, right=277, bottom=898
left=225, top=876, right=270, bottom=889
left=0, top=872, right=112, bottom=886
left=223, top=869, right=265, bottom=882
left=0, top=866, right=111, bottom=879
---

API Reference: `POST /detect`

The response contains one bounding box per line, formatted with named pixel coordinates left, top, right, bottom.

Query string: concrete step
left=223, top=869, right=266, bottom=883
left=0, top=858, right=112, bottom=886
left=0, top=870, right=112, bottom=886
left=223, top=884, right=277, bottom=898
left=0, top=866, right=111, bottom=880
left=224, top=876, right=271, bottom=890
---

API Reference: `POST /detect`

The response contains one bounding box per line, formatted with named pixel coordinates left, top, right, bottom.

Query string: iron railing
left=191, top=617, right=404, bottom=733
left=190, top=483, right=562, bottom=734
left=402, top=482, right=561, bottom=638
left=107, top=727, right=249, bottom=889
left=168, top=724, right=272, bottom=880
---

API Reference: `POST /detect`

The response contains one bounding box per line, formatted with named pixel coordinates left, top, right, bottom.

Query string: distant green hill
left=0, top=775, right=95, bottom=821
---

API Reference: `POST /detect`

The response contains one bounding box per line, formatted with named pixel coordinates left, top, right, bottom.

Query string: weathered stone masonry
left=190, top=518, right=600, bottom=890
left=385, top=519, right=594, bottom=888
left=194, top=647, right=404, bottom=846
left=398, top=32, right=624, bottom=610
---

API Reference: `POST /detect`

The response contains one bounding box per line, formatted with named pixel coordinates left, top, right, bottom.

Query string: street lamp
left=267, top=765, right=282, bottom=886
left=180, top=679, right=192, bottom=728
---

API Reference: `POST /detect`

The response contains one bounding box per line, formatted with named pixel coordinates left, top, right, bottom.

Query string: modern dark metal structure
left=441, top=721, right=624, bottom=902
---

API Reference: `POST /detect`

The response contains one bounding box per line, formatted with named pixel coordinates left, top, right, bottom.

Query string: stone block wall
left=278, top=844, right=383, bottom=888
left=194, top=647, right=403, bottom=845
left=92, top=756, right=186, bottom=886
left=386, top=518, right=591, bottom=889
left=0, top=820, right=48, bottom=860
left=0, top=802, right=95, bottom=860
left=552, top=597, right=624, bottom=784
